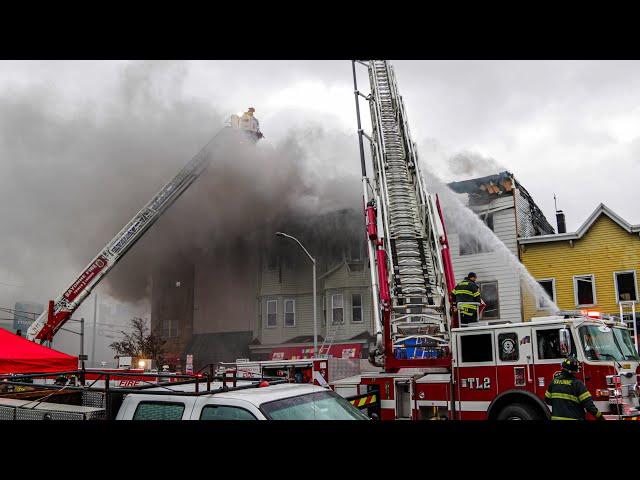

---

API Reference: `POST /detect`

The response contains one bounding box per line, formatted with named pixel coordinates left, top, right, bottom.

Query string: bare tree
left=109, top=317, right=166, bottom=366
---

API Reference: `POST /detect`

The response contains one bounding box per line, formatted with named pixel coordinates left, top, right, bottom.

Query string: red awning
left=0, top=328, right=77, bottom=374
left=270, top=343, right=362, bottom=361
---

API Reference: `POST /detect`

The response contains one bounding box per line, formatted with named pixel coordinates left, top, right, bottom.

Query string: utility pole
left=80, top=317, right=85, bottom=369
left=92, top=293, right=98, bottom=367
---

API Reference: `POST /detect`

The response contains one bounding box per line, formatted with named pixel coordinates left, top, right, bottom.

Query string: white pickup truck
left=0, top=379, right=370, bottom=421
left=116, top=381, right=369, bottom=420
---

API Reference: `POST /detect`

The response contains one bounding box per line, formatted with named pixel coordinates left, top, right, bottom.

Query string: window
left=614, top=271, right=638, bottom=303
left=322, top=296, right=326, bottom=326
left=200, top=405, right=257, bottom=420
left=133, top=402, right=185, bottom=420
left=459, top=334, right=493, bottom=363
left=284, top=299, right=295, bottom=327
left=266, top=300, right=277, bottom=328
left=483, top=212, right=494, bottom=232
left=478, top=281, right=499, bottom=320
left=162, top=318, right=179, bottom=338
left=261, top=390, right=369, bottom=420
left=537, top=279, right=556, bottom=309
left=536, top=328, right=576, bottom=360
left=351, top=294, right=363, bottom=323
left=574, top=275, right=596, bottom=306
left=498, top=333, right=519, bottom=362
left=332, top=294, right=344, bottom=324
left=459, top=232, right=493, bottom=256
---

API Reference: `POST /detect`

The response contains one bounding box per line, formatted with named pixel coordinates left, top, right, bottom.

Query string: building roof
left=447, top=170, right=555, bottom=236
left=519, top=203, right=640, bottom=244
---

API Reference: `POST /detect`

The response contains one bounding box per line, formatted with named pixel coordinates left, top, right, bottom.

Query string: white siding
left=449, top=196, right=523, bottom=323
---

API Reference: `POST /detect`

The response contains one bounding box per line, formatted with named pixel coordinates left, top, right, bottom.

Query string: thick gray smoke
left=448, top=150, right=505, bottom=179
left=419, top=165, right=559, bottom=313
left=0, top=61, right=361, bottom=308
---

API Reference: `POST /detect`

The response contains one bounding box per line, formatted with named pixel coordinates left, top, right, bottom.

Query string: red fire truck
left=340, top=311, right=640, bottom=420
left=344, top=60, right=640, bottom=420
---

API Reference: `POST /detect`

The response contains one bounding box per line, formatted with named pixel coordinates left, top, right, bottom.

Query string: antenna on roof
left=553, top=194, right=558, bottom=212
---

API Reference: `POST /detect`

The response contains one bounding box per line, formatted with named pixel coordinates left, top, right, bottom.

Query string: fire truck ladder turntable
left=27, top=122, right=261, bottom=343
left=352, top=60, right=455, bottom=371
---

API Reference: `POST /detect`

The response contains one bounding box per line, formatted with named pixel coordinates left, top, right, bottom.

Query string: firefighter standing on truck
left=452, top=272, right=482, bottom=325
left=545, top=355, right=604, bottom=421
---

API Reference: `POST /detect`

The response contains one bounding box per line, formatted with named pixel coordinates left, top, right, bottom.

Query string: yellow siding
left=521, top=215, right=640, bottom=320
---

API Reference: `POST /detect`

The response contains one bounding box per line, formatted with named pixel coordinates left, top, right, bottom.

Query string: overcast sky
left=1, top=60, right=638, bottom=321
left=2, top=60, right=638, bottom=231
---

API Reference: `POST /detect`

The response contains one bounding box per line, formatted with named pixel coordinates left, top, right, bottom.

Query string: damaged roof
left=448, top=170, right=555, bottom=236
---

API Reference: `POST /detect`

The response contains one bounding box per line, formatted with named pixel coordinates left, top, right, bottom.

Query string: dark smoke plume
left=0, top=61, right=361, bottom=308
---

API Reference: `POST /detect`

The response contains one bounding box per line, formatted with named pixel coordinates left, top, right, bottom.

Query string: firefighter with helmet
left=452, top=272, right=483, bottom=325
left=238, top=107, right=263, bottom=139
left=544, top=355, right=604, bottom=421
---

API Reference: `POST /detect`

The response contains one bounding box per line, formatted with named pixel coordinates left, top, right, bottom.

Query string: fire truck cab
left=357, top=313, right=640, bottom=420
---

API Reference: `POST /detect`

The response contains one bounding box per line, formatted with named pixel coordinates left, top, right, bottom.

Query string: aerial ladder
left=27, top=111, right=263, bottom=343
left=352, top=60, right=456, bottom=371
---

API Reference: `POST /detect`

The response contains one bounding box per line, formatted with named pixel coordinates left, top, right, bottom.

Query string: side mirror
left=370, top=412, right=380, bottom=421
left=559, top=328, right=572, bottom=357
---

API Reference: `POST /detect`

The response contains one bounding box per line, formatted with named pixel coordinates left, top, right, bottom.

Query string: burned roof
left=447, top=171, right=555, bottom=236
left=448, top=171, right=515, bottom=199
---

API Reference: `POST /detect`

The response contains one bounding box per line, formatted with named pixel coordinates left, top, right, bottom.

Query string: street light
left=275, top=232, right=318, bottom=358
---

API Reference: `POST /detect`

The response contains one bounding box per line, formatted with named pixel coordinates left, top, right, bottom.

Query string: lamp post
left=275, top=232, right=317, bottom=358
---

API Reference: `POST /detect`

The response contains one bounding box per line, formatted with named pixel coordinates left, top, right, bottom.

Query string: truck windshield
left=612, top=327, right=640, bottom=361
left=579, top=325, right=639, bottom=361
left=260, top=390, right=370, bottom=420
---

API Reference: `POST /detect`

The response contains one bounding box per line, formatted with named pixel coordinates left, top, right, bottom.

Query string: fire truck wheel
left=495, top=403, right=543, bottom=421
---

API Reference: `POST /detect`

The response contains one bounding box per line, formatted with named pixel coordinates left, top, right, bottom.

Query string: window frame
left=284, top=298, right=296, bottom=328
left=573, top=274, right=597, bottom=307
left=331, top=293, right=344, bottom=325
left=497, top=332, right=520, bottom=363
left=351, top=293, right=363, bottom=324
left=613, top=270, right=638, bottom=304
left=457, top=332, right=495, bottom=366
left=132, top=401, right=186, bottom=420
left=477, top=280, right=500, bottom=320
left=199, top=404, right=258, bottom=420
left=266, top=299, right=278, bottom=328
left=536, top=278, right=557, bottom=310
left=533, top=326, right=577, bottom=364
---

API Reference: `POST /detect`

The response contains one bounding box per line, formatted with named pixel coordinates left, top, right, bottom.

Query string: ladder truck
left=26, top=113, right=263, bottom=344
left=347, top=61, right=640, bottom=420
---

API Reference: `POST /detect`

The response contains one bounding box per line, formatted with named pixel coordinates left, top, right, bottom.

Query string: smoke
left=448, top=150, right=505, bottom=179
left=0, top=61, right=361, bottom=309
left=419, top=165, right=559, bottom=313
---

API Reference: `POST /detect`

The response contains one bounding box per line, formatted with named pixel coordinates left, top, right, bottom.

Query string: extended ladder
left=353, top=60, right=453, bottom=369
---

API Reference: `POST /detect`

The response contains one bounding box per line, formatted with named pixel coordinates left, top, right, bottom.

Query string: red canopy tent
left=0, top=328, right=77, bottom=374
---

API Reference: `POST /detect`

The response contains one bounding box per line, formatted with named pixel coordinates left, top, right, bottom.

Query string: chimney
left=556, top=210, right=566, bottom=234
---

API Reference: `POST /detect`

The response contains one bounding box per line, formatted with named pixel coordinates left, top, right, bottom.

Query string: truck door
left=395, top=379, right=412, bottom=419
left=532, top=325, right=577, bottom=399
left=494, top=326, right=535, bottom=395
left=455, top=331, right=498, bottom=419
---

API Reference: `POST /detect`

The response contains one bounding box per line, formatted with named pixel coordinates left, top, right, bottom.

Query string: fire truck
left=216, top=357, right=361, bottom=387
left=344, top=60, right=640, bottom=420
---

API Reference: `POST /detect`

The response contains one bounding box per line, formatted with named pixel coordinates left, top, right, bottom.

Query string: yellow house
left=519, top=204, right=640, bottom=321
